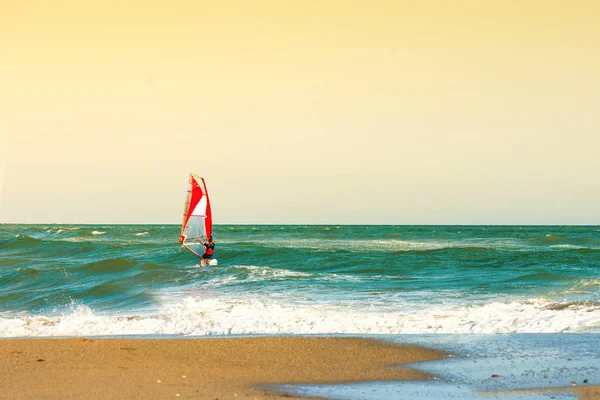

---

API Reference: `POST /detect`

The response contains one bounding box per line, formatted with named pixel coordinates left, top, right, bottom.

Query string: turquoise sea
left=1, top=224, right=599, bottom=336
left=3, top=224, right=600, bottom=399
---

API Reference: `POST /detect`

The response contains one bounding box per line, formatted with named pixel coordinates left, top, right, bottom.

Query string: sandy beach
left=1, top=335, right=599, bottom=400
left=0, top=336, right=445, bottom=399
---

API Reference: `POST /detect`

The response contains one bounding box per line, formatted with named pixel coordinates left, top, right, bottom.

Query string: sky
left=2, top=0, right=599, bottom=225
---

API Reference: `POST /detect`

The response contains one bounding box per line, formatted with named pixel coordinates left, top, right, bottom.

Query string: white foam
left=192, top=265, right=312, bottom=288
left=551, top=244, right=587, bottom=250
left=317, top=273, right=363, bottom=282
left=233, top=265, right=311, bottom=278
left=579, top=279, right=600, bottom=287
left=565, top=279, right=600, bottom=294
left=1, top=298, right=598, bottom=337
left=91, top=231, right=106, bottom=235
left=135, top=232, right=149, bottom=236
left=235, top=238, right=527, bottom=253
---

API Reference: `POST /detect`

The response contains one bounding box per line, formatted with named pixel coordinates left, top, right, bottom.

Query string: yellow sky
left=2, top=0, right=599, bottom=224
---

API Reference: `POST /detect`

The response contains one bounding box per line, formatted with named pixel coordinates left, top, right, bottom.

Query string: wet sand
left=575, top=386, right=600, bottom=400
left=484, top=386, right=600, bottom=400
left=0, top=337, right=445, bottom=399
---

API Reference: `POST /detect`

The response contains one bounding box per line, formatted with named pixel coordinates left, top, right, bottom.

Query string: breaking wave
left=1, top=297, right=599, bottom=337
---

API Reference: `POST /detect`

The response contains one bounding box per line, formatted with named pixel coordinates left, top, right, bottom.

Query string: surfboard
left=180, top=173, right=217, bottom=266
left=201, top=259, right=219, bottom=267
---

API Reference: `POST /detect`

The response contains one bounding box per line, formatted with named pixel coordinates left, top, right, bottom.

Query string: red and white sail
left=180, top=173, right=212, bottom=258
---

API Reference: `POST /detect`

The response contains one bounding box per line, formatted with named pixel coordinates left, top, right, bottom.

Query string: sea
left=3, top=224, right=600, bottom=399
left=1, top=224, right=599, bottom=337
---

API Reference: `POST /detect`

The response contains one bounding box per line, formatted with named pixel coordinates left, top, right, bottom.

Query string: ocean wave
left=91, top=231, right=107, bottom=235
left=138, top=262, right=177, bottom=271
left=77, top=280, right=128, bottom=298
left=564, top=278, right=600, bottom=294
left=530, top=234, right=600, bottom=248
left=579, top=278, right=600, bottom=287
left=504, top=273, right=566, bottom=283
left=197, top=265, right=312, bottom=288
left=230, top=238, right=524, bottom=253
left=229, top=237, right=600, bottom=253
left=0, top=235, right=42, bottom=250
left=72, top=258, right=137, bottom=274
left=192, top=264, right=405, bottom=288
left=2, top=297, right=599, bottom=337
left=232, top=265, right=311, bottom=277
left=316, top=273, right=364, bottom=283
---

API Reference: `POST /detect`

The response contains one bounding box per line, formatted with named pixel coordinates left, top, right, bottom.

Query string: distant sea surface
left=1, top=225, right=599, bottom=337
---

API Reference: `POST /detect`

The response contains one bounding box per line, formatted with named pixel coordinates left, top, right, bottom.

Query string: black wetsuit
left=202, top=242, right=215, bottom=260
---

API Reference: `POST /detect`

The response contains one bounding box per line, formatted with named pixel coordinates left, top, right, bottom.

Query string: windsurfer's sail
left=180, top=173, right=212, bottom=258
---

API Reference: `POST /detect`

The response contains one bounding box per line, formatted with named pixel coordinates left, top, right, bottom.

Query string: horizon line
left=1, top=222, right=599, bottom=227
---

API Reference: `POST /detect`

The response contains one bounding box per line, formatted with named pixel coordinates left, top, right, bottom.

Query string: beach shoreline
left=0, top=336, right=445, bottom=400
left=1, top=335, right=599, bottom=399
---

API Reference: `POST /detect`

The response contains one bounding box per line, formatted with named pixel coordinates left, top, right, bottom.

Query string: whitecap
left=2, top=297, right=599, bottom=337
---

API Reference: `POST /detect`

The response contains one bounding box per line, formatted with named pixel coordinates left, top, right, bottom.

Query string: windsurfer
left=201, top=235, right=215, bottom=265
